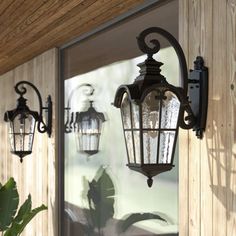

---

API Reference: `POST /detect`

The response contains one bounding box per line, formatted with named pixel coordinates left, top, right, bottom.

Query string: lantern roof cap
left=77, top=101, right=105, bottom=122
left=4, top=95, right=39, bottom=122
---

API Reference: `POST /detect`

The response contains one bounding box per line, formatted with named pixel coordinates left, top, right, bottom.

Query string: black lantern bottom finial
left=147, top=177, right=153, bottom=188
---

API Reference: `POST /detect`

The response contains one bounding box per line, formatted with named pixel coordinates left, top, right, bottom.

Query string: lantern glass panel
left=141, top=90, right=160, bottom=164
left=161, top=91, right=180, bottom=129
left=9, top=121, right=15, bottom=152
left=159, top=131, right=176, bottom=163
left=121, top=92, right=131, bottom=129
left=143, top=130, right=158, bottom=164
left=124, top=131, right=134, bottom=163
left=131, top=103, right=140, bottom=129
left=121, top=93, right=135, bottom=163
left=133, top=130, right=141, bottom=164
left=142, top=90, right=160, bottom=129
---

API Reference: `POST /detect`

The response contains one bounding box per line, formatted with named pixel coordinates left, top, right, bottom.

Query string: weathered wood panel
left=188, top=1, right=201, bottom=235
left=179, top=0, right=236, bottom=235
left=0, top=0, right=145, bottom=75
left=212, top=1, right=227, bottom=235
left=227, top=0, right=236, bottom=235
left=0, top=48, right=58, bottom=236
left=200, top=0, right=213, bottom=235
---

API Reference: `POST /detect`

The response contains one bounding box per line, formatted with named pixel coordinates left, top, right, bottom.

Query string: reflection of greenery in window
left=64, top=47, right=179, bottom=235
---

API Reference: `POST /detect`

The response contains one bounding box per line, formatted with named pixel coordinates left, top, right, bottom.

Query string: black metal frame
left=113, top=27, right=208, bottom=186
left=4, top=81, right=53, bottom=161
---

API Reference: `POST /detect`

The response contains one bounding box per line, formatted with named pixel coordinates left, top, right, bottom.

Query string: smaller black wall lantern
left=113, top=27, right=208, bottom=187
left=4, top=81, right=52, bottom=162
left=65, top=84, right=105, bottom=155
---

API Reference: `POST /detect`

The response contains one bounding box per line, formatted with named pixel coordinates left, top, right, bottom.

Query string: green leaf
left=4, top=204, right=47, bottom=236
left=87, top=167, right=115, bottom=230
left=14, top=195, right=32, bottom=223
left=0, top=178, right=19, bottom=231
left=4, top=195, right=32, bottom=236
left=118, top=213, right=169, bottom=233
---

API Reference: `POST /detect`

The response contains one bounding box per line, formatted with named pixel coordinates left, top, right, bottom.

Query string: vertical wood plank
left=200, top=0, right=213, bottom=235
left=227, top=0, right=236, bottom=235
left=178, top=0, right=189, bottom=235
left=212, top=0, right=227, bottom=236
left=188, top=1, right=201, bottom=235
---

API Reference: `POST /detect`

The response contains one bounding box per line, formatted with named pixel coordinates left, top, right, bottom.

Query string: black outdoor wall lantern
left=4, top=81, right=52, bottom=163
left=113, top=27, right=208, bottom=187
left=65, top=84, right=106, bottom=155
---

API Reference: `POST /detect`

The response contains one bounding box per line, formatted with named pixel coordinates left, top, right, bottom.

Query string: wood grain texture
left=0, top=48, right=58, bottom=236
left=227, top=0, right=236, bottom=235
left=179, top=0, right=236, bottom=235
left=188, top=1, right=201, bottom=235
left=200, top=0, right=213, bottom=235
left=212, top=0, right=227, bottom=235
left=0, top=0, right=145, bottom=75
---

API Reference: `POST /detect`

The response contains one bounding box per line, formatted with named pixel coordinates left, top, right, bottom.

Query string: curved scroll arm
left=65, top=83, right=95, bottom=133
left=15, top=81, right=51, bottom=135
left=66, top=83, right=94, bottom=109
left=179, top=103, right=196, bottom=130
left=137, top=27, right=188, bottom=96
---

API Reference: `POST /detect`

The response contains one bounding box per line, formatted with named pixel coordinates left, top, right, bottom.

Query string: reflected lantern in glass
left=4, top=95, right=39, bottom=162
left=75, top=101, right=105, bottom=155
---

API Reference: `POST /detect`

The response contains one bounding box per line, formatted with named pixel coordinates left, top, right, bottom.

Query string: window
left=59, top=1, right=179, bottom=235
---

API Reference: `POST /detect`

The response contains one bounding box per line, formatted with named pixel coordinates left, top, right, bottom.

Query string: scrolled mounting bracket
left=188, top=56, right=208, bottom=139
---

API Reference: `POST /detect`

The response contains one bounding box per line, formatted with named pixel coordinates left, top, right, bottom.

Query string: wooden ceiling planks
left=0, top=0, right=145, bottom=75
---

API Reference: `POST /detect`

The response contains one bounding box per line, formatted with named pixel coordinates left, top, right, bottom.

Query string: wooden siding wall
left=179, top=0, right=236, bottom=235
left=0, top=48, right=58, bottom=236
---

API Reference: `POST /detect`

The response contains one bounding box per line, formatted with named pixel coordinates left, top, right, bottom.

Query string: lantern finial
left=147, top=177, right=153, bottom=188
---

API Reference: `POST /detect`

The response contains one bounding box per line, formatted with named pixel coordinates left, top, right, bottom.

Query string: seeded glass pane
left=9, top=133, right=14, bottom=151
left=24, top=115, right=36, bottom=133
left=131, top=102, right=140, bottom=129
left=142, top=90, right=160, bottom=129
left=24, top=134, right=30, bottom=151
left=9, top=122, right=14, bottom=151
left=121, top=93, right=131, bottom=129
left=161, top=91, right=180, bottom=129
left=14, top=134, right=24, bottom=152
left=143, top=131, right=158, bottom=164
left=159, top=131, right=176, bottom=164
left=133, top=131, right=141, bottom=164
left=28, top=134, right=34, bottom=151
left=124, top=131, right=135, bottom=163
